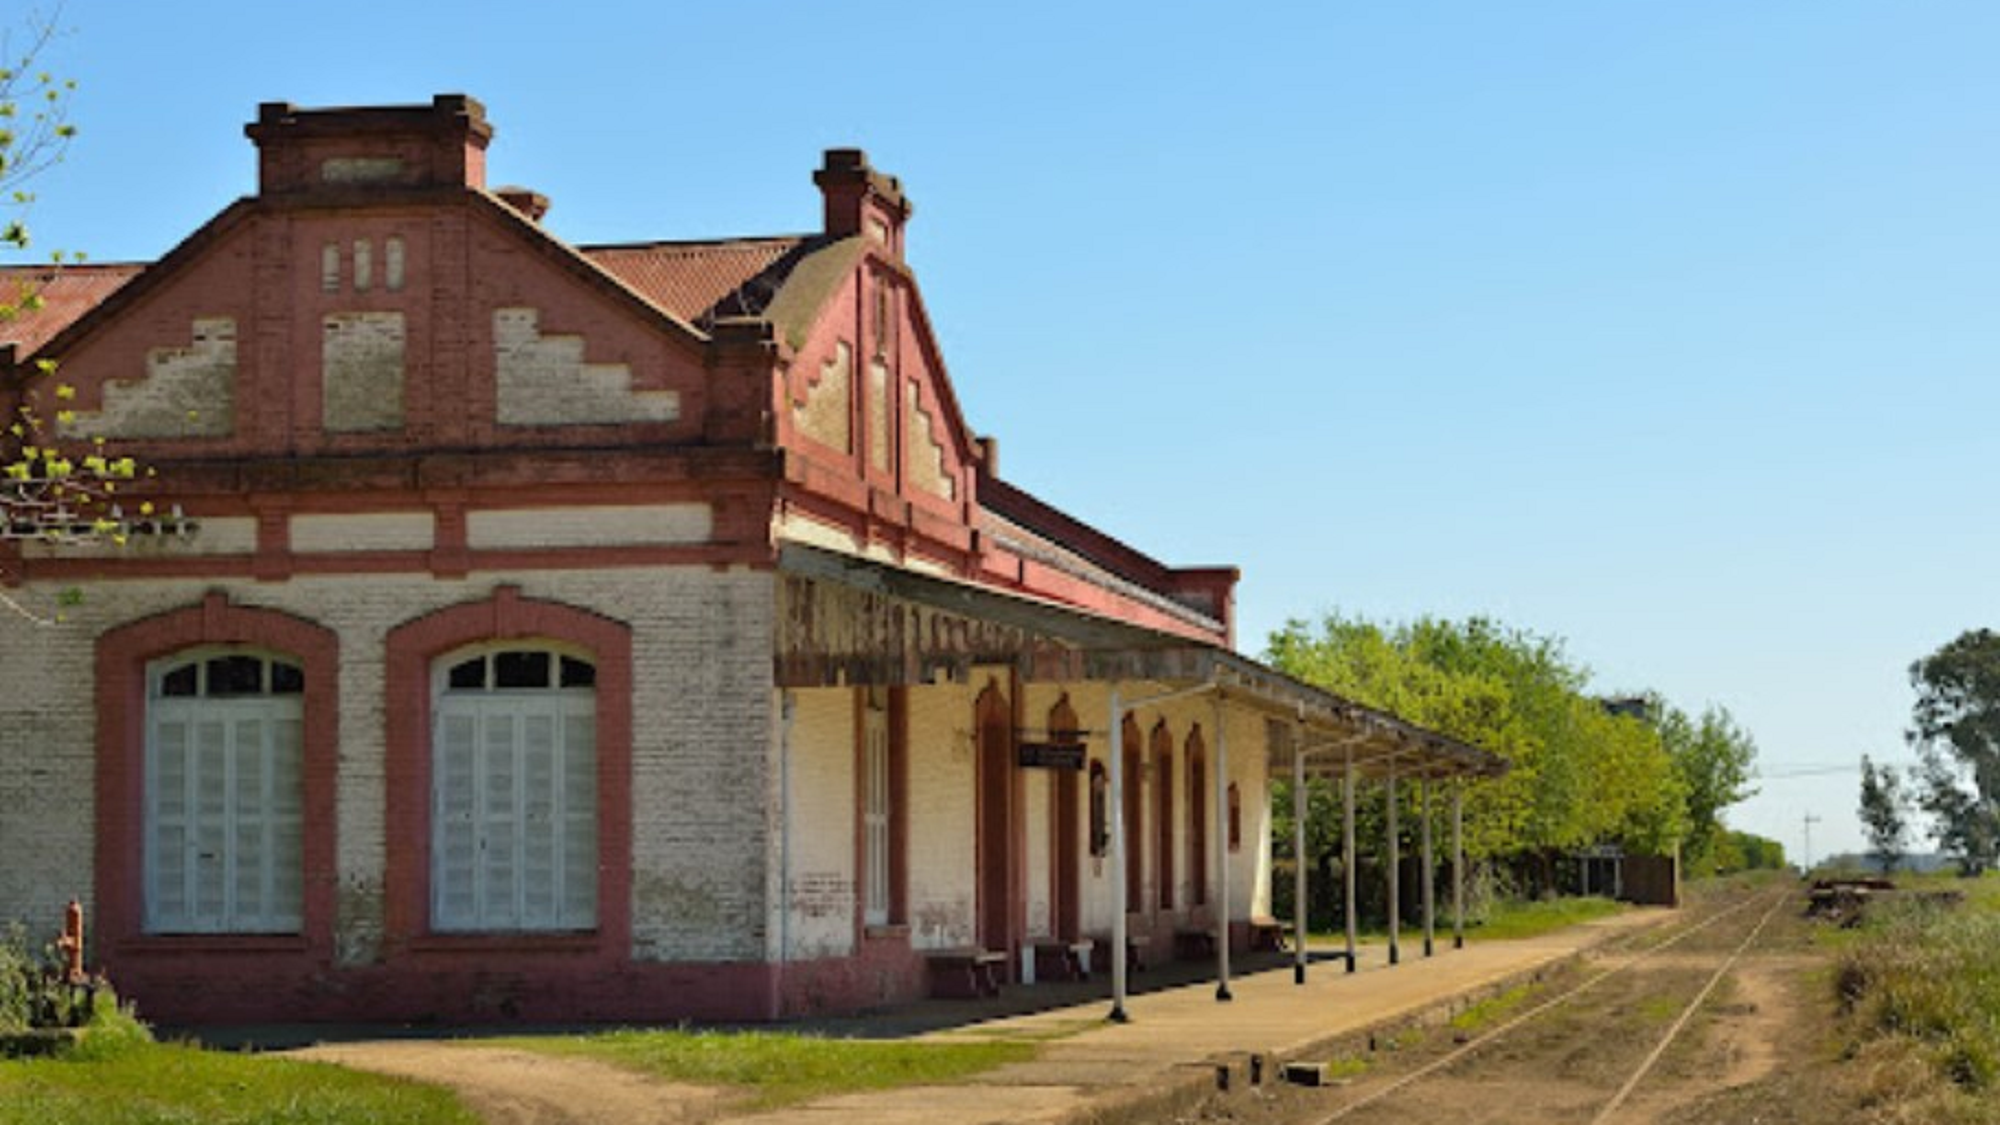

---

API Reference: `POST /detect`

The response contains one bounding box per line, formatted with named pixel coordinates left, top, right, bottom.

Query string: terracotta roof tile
left=0, top=265, right=144, bottom=355
left=582, top=238, right=805, bottom=328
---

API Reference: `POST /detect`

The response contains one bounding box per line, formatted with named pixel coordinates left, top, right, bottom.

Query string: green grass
left=1318, top=1055, right=1372, bottom=1081
left=1449, top=983, right=1535, bottom=1034
left=1468, top=895, right=1626, bottom=941
left=495, top=1028, right=1036, bottom=1109
left=1307, top=894, right=1627, bottom=946
left=0, top=1007, right=473, bottom=1125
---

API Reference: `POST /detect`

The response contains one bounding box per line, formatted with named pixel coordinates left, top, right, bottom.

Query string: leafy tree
left=1856, top=755, right=1908, bottom=874
left=1, top=11, right=78, bottom=294
left=1907, top=630, right=2000, bottom=876
left=1267, top=613, right=1700, bottom=900
left=1658, top=704, right=1757, bottom=872
left=1711, top=829, right=1786, bottom=874
left=0, top=14, right=174, bottom=622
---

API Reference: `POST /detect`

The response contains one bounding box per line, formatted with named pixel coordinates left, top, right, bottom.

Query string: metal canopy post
left=1421, top=777, right=1436, bottom=958
left=1107, top=679, right=1216, bottom=1024
left=1109, top=685, right=1129, bottom=1023
left=1291, top=716, right=1308, bottom=985
left=1386, top=762, right=1401, bottom=967
left=1343, top=744, right=1358, bottom=973
left=1213, top=694, right=1231, bottom=1002
left=1452, top=781, right=1466, bottom=950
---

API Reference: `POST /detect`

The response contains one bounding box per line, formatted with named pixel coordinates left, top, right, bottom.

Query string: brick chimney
left=246, top=93, right=493, bottom=196
left=814, top=149, right=912, bottom=258
left=495, top=185, right=550, bottom=223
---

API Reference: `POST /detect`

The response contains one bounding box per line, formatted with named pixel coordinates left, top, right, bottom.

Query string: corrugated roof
left=0, top=265, right=145, bottom=355
left=582, top=238, right=804, bottom=328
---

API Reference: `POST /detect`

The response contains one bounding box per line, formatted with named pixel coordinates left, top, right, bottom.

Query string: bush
left=1835, top=887, right=2000, bottom=1115
left=65, top=992, right=153, bottom=1061
left=0, top=923, right=91, bottom=1034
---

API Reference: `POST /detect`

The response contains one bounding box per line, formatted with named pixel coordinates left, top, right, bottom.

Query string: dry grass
left=1833, top=874, right=2000, bottom=1124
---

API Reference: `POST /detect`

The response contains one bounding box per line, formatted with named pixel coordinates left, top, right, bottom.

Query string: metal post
left=1292, top=719, right=1308, bottom=985
left=1109, top=686, right=1129, bottom=1023
left=1386, top=763, right=1400, bottom=967
left=1343, top=745, right=1357, bottom=973
left=1214, top=695, right=1232, bottom=1002
left=1421, top=777, right=1435, bottom=958
left=1452, top=782, right=1465, bottom=950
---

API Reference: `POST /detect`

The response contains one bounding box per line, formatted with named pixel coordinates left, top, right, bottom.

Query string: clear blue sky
left=15, top=1, right=1999, bottom=861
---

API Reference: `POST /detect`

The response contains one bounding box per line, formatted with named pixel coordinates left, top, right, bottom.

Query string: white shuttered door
left=432, top=688, right=596, bottom=931
left=145, top=694, right=303, bottom=933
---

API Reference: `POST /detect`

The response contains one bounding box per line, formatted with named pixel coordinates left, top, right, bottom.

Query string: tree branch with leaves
left=1, top=10, right=184, bottom=622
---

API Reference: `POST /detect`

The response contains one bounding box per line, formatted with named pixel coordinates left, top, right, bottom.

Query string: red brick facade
left=0, top=94, right=1245, bottom=1025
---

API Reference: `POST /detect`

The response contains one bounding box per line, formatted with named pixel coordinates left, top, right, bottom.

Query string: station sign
left=1016, top=741, right=1086, bottom=770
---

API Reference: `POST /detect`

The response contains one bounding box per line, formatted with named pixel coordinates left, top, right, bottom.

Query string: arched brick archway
left=93, top=592, right=341, bottom=1010
left=1187, top=725, right=1208, bottom=908
left=382, top=585, right=632, bottom=960
left=1048, top=695, right=1082, bottom=940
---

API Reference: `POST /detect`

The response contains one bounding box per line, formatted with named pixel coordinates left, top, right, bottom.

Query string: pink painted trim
left=381, top=586, right=634, bottom=966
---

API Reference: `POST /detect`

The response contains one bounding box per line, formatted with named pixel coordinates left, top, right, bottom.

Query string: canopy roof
left=777, top=542, right=1507, bottom=781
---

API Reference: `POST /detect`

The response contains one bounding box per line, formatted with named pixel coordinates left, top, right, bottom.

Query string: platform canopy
left=776, top=543, right=1507, bottom=782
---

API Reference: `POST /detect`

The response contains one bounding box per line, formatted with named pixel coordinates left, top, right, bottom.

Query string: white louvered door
left=145, top=697, right=302, bottom=933
left=432, top=691, right=595, bottom=931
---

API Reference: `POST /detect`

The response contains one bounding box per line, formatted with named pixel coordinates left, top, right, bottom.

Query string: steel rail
left=1310, top=885, right=1788, bottom=1124
left=1588, top=890, right=1789, bottom=1124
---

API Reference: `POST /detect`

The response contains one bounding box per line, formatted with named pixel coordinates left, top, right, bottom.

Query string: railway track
left=1307, top=884, right=1794, bottom=1125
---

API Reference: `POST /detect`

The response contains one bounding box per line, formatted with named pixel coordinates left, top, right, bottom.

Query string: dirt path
left=290, top=1042, right=733, bottom=1125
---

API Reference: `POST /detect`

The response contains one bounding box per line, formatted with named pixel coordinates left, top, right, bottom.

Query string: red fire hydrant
left=56, top=899, right=86, bottom=985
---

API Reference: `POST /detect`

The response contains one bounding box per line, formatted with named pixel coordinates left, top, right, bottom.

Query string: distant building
left=1599, top=695, right=1659, bottom=723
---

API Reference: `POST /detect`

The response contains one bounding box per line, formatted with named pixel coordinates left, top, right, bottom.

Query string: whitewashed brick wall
left=1022, top=767, right=1051, bottom=938
left=779, top=687, right=855, bottom=960
left=903, top=676, right=980, bottom=950
left=0, top=564, right=776, bottom=965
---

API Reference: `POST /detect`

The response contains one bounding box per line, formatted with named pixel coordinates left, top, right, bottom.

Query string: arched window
left=431, top=645, right=597, bottom=932
left=144, top=650, right=304, bottom=934
left=1227, top=783, right=1243, bottom=853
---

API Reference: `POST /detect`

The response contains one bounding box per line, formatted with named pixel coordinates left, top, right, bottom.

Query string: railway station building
left=0, top=96, right=1503, bottom=1025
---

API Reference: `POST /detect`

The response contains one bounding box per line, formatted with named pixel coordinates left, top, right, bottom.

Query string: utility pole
left=1803, top=813, right=1821, bottom=874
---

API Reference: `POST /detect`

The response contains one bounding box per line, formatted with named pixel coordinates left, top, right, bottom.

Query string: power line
left=1759, top=764, right=1863, bottom=779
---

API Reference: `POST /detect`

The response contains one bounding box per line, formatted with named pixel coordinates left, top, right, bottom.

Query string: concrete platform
left=728, top=910, right=1670, bottom=1124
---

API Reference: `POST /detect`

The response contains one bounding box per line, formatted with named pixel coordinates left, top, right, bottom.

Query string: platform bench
left=1175, top=928, right=1218, bottom=961
left=1031, top=939, right=1095, bottom=982
left=926, top=948, right=1008, bottom=999
left=1088, top=936, right=1147, bottom=976
left=1248, top=915, right=1292, bottom=953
